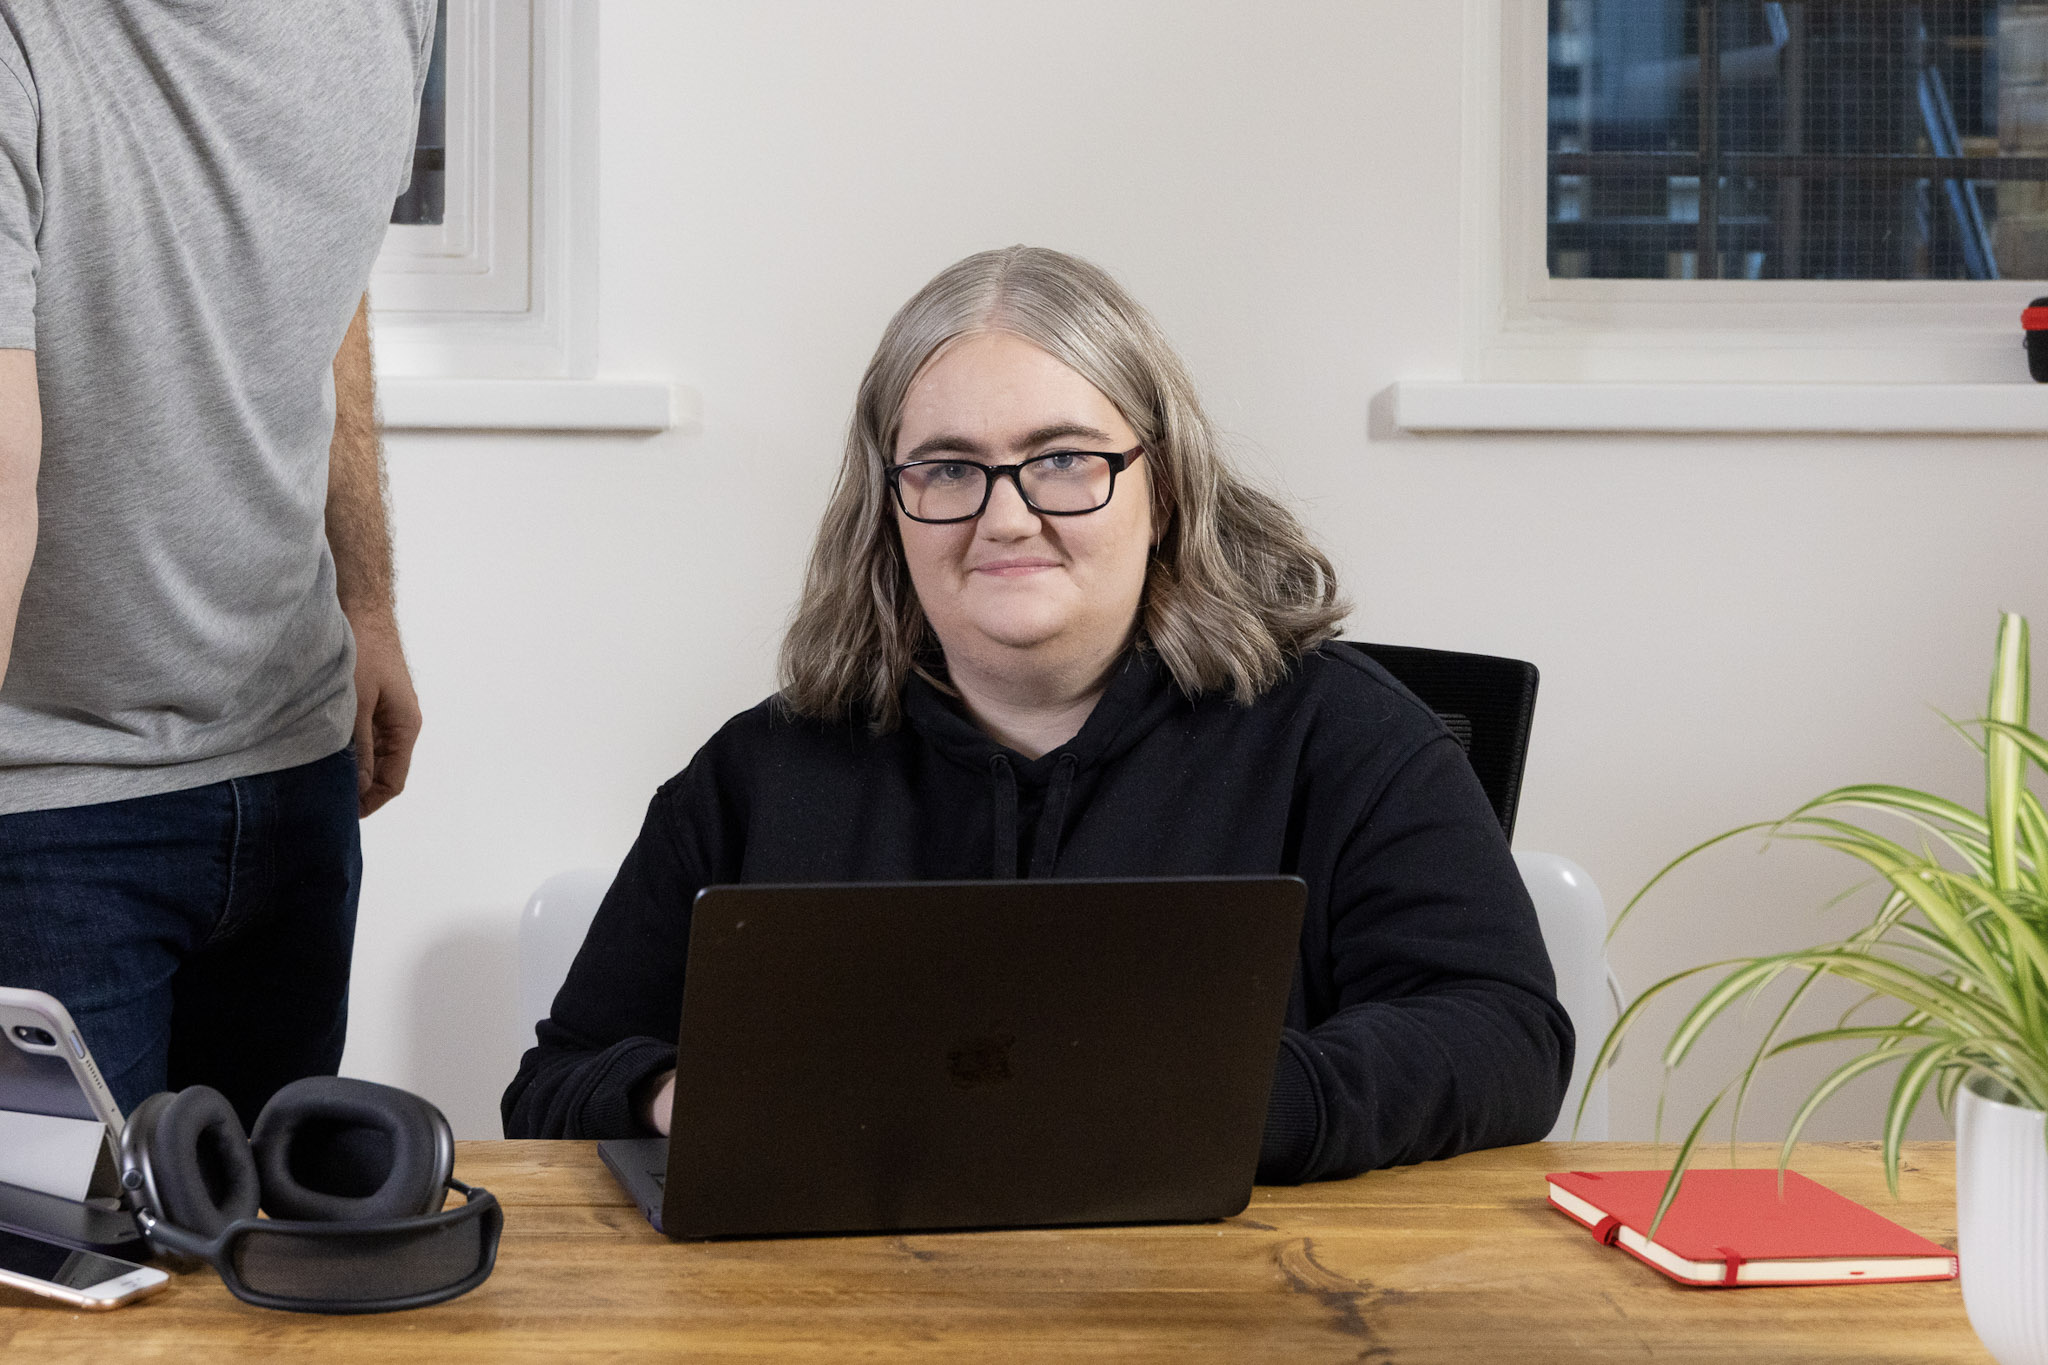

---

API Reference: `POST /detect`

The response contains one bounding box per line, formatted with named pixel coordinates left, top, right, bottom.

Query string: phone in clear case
left=0, top=988, right=127, bottom=1204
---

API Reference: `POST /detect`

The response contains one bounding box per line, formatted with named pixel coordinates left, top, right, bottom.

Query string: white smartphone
left=0, top=988, right=128, bottom=1207
left=0, top=988, right=124, bottom=1136
left=0, top=1224, right=167, bottom=1309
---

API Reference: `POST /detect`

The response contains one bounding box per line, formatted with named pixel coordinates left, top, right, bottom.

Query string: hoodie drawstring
left=1028, top=753, right=1078, bottom=879
left=989, top=751, right=1078, bottom=878
left=989, top=754, right=1019, bottom=879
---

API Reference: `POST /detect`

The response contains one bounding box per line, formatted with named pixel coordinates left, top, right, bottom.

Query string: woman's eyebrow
left=901, top=433, right=988, bottom=460
left=900, top=423, right=1118, bottom=462
left=1016, top=423, right=1117, bottom=450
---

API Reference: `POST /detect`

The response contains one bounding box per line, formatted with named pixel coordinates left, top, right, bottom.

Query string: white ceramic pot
left=1957, top=1075, right=2048, bottom=1365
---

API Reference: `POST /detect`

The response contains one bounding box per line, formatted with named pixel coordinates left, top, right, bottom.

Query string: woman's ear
left=1135, top=430, right=1171, bottom=548
left=1149, top=494, right=1172, bottom=550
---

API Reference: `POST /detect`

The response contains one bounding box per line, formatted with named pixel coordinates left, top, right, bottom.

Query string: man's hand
left=347, top=606, right=420, bottom=817
left=326, top=294, right=417, bottom=815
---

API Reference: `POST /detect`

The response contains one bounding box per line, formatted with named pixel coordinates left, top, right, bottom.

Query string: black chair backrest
left=1340, top=641, right=1539, bottom=842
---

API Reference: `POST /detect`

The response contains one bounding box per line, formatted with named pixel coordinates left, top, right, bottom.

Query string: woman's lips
left=971, top=558, right=1061, bottom=577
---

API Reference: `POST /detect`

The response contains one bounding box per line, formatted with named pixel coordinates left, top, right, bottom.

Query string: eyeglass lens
left=895, top=452, right=1118, bottom=522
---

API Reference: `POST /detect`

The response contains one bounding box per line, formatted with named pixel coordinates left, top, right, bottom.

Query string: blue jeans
left=0, top=748, right=361, bottom=1127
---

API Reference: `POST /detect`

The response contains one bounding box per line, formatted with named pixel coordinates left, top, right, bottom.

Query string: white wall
left=352, top=1, right=2048, bottom=1143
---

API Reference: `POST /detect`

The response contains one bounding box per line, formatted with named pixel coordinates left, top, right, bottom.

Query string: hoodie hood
left=901, top=648, right=1189, bottom=876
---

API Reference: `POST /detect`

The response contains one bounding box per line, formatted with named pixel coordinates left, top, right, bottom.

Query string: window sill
left=1390, top=382, right=2048, bottom=436
left=377, top=378, right=695, bottom=434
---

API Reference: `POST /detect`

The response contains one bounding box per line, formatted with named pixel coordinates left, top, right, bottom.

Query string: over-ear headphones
left=117, top=1076, right=500, bottom=1313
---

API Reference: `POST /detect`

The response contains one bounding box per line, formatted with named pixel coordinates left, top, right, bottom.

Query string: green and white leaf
left=1605, top=612, right=2048, bottom=1199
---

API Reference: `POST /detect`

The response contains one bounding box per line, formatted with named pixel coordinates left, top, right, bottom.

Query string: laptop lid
left=656, top=876, right=1305, bottom=1240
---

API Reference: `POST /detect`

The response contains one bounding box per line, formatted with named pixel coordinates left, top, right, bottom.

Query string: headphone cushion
left=132, top=1086, right=261, bottom=1239
left=249, top=1076, right=453, bottom=1223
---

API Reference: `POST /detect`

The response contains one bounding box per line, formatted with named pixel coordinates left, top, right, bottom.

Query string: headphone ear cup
left=121, top=1086, right=260, bottom=1239
left=249, top=1076, right=454, bottom=1223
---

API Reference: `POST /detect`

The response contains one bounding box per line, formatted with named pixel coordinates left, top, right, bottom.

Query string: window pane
left=391, top=0, right=448, bottom=227
left=1548, top=0, right=2048, bottom=280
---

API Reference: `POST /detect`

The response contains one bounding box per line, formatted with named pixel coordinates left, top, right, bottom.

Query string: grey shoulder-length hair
left=778, top=245, right=1347, bottom=730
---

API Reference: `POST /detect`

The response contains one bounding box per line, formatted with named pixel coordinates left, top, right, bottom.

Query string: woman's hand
left=638, top=1068, right=677, bottom=1136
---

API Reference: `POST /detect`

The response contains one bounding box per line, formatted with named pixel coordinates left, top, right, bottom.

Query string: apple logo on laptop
left=946, top=1032, right=1016, bottom=1089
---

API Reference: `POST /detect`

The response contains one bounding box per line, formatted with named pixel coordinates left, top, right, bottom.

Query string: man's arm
left=0, top=348, right=40, bottom=689
left=328, top=294, right=421, bottom=817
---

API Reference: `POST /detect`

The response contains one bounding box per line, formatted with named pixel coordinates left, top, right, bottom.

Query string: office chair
left=518, top=867, right=613, bottom=1038
left=1340, top=641, right=1538, bottom=840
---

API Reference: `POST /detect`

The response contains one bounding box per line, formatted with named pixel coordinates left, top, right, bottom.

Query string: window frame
left=369, top=0, right=597, bottom=383
left=1459, top=0, right=2044, bottom=387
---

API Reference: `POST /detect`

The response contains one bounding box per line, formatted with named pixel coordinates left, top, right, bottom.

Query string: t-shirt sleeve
left=0, top=36, right=42, bottom=350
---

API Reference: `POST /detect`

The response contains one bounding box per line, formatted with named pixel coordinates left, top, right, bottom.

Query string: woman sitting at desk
left=502, top=247, right=1571, bottom=1181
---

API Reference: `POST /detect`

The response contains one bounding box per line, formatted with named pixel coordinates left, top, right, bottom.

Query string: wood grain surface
left=0, top=1140, right=1990, bottom=1364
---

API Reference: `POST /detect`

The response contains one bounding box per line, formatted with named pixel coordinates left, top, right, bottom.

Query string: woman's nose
left=977, top=471, right=1042, bottom=536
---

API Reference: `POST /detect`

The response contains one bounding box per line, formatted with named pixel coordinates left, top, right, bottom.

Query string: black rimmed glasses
left=887, top=446, right=1143, bottom=524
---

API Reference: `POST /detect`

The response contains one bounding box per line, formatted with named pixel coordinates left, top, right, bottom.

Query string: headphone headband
left=134, top=1179, right=503, bottom=1314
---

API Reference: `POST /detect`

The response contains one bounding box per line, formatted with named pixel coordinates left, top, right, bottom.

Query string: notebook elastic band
left=1716, top=1246, right=1745, bottom=1286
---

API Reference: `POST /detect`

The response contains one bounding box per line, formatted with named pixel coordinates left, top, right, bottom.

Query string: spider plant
left=1582, top=611, right=2048, bottom=1232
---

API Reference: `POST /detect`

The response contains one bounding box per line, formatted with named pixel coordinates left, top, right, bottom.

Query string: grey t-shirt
left=0, top=1, right=435, bottom=815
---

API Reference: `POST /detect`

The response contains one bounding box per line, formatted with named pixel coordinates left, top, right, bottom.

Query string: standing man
left=0, top=3, right=436, bottom=1126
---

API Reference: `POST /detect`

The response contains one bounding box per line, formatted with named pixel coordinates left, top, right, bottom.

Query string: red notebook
left=1546, top=1169, right=1958, bottom=1288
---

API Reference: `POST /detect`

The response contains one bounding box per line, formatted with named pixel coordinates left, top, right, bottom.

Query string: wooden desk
left=0, top=1140, right=1990, bottom=1363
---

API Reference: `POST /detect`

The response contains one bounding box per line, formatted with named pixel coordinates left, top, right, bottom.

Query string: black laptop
left=599, top=876, right=1305, bottom=1240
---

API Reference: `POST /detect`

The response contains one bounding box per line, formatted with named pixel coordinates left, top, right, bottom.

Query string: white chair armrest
left=517, top=867, right=614, bottom=1035
left=1514, top=851, right=1616, bottom=1140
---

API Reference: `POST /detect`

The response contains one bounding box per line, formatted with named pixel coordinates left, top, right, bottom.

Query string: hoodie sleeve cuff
left=579, top=1037, right=681, bottom=1138
left=1257, top=1033, right=1323, bottom=1184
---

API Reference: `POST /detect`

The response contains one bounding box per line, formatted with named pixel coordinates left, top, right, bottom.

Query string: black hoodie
left=501, top=644, right=1573, bottom=1182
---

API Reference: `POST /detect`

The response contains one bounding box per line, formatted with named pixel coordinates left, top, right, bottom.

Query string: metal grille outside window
left=1548, top=0, right=2048, bottom=280
left=391, top=0, right=448, bottom=227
